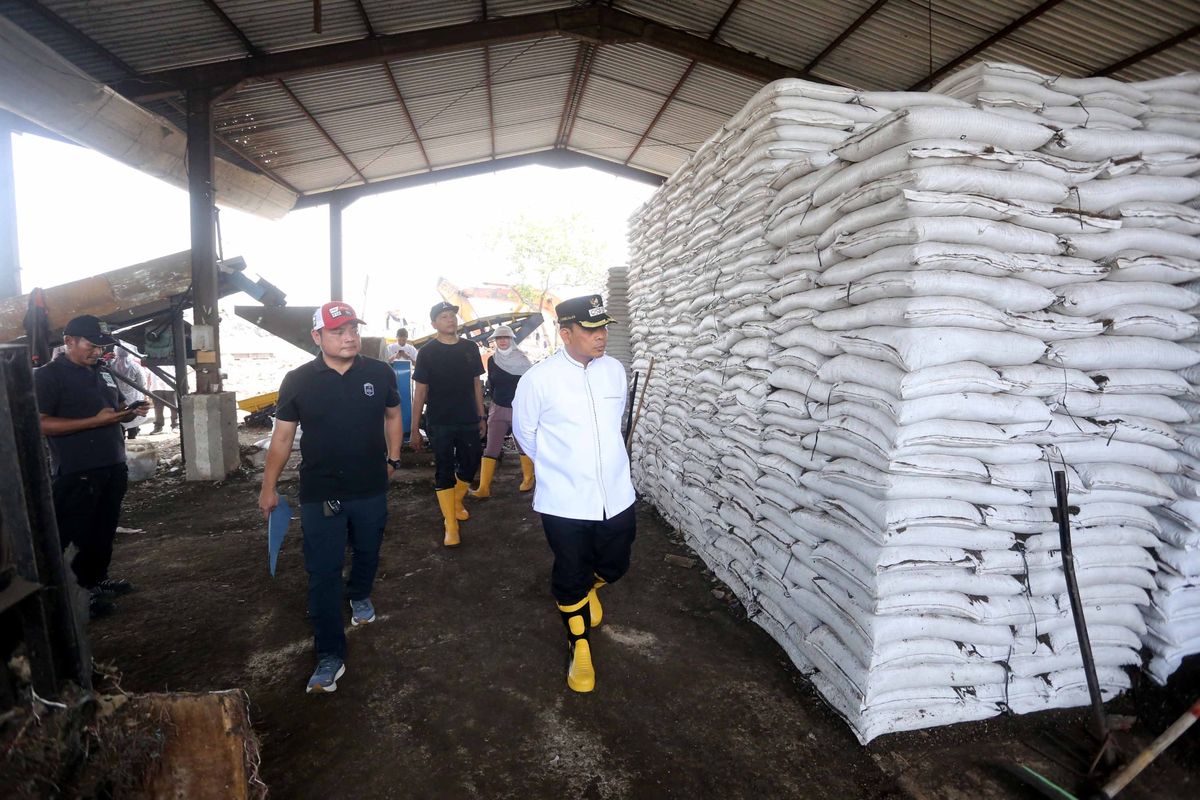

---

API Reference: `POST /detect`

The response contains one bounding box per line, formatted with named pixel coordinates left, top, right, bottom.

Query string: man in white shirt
left=386, top=328, right=419, bottom=363
left=513, top=294, right=636, bottom=694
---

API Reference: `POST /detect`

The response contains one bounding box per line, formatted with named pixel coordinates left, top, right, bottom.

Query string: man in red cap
left=258, top=301, right=403, bottom=694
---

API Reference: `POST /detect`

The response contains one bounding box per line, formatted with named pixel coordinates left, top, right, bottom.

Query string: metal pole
left=1053, top=470, right=1111, bottom=753
left=186, top=87, right=221, bottom=393
left=330, top=198, right=344, bottom=301
left=172, top=307, right=189, bottom=463
left=0, top=121, right=20, bottom=299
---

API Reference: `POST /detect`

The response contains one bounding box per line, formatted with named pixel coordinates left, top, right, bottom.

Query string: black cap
left=429, top=301, right=459, bottom=323
left=62, top=315, right=116, bottom=345
left=555, top=294, right=615, bottom=329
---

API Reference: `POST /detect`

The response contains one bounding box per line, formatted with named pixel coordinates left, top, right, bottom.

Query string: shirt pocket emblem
left=363, top=382, right=375, bottom=397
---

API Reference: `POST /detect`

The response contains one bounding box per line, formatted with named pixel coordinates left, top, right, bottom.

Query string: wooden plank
left=140, top=691, right=259, bottom=799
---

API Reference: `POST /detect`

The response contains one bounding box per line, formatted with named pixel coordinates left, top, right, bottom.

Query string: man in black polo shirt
left=411, top=301, right=486, bottom=547
left=258, top=301, right=403, bottom=694
left=35, top=315, right=148, bottom=618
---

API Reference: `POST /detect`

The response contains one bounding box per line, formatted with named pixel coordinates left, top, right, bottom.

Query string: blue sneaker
left=306, top=655, right=345, bottom=694
left=350, top=597, right=376, bottom=626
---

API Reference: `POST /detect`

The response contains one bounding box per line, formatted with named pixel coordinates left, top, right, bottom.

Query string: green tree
left=486, top=211, right=608, bottom=312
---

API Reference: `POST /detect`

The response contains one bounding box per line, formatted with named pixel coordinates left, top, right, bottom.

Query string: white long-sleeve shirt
left=512, top=349, right=636, bottom=521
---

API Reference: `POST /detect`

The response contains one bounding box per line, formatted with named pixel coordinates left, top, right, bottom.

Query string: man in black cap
left=35, top=315, right=148, bottom=617
left=512, top=295, right=636, bottom=693
left=411, top=301, right=486, bottom=547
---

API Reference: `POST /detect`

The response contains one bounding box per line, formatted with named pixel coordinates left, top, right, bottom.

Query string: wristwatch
left=478, top=415, right=487, bottom=421
left=387, top=457, right=402, bottom=469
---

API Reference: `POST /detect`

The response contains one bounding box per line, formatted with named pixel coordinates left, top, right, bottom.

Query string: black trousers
left=542, top=503, right=637, bottom=605
left=52, top=463, right=129, bottom=589
left=428, top=423, right=482, bottom=491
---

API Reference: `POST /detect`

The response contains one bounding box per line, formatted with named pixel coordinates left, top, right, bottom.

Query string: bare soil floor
left=91, top=434, right=1200, bottom=800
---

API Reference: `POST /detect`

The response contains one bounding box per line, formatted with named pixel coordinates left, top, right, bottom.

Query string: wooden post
left=187, top=88, right=221, bottom=394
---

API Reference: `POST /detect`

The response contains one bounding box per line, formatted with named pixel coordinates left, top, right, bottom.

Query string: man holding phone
left=35, top=315, right=148, bottom=618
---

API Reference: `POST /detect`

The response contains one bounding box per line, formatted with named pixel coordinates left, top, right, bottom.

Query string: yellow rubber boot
left=557, top=597, right=595, bottom=693
left=436, top=489, right=460, bottom=547
left=470, top=457, right=497, bottom=498
left=519, top=455, right=535, bottom=492
left=454, top=479, right=470, bottom=521
left=589, top=576, right=606, bottom=628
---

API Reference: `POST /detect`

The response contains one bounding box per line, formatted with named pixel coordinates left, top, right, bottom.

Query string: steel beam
left=1094, top=23, right=1200, bottom=76
left=200, top=0, right=264, bottom=57
left=556, top=42, right=598, bottom=149
left=0, top=121, right=19, bottom=299
left=482, top=0, right=496, bottom=160
left=329, top=198, right=344, bottom=301
left=295, top=149, right=663, bottom=209
left=277, top=79, right=369, bottom=185
left=12, top=0, right=299, bottom=195
left=382, top=64, right=432, bottom=171
left=804, top=0, right=890, bottom=72
left=624, top=0, right=744, bottom=166
left=111, top=7, right=800, bottom=98
left=908, top=0, right=1068, bottom=90
left=353, top=0, right=376, bottom=37
left=186, top=88, right=221, bottom=394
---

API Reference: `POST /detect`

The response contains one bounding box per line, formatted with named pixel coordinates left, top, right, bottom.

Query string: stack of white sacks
left=627, top=64, right=1200, bottom=743
left=605, top=267, right=633, bottom=368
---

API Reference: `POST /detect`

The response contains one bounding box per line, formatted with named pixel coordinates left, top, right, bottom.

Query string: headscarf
left=490, top=327, right=533, bottom=376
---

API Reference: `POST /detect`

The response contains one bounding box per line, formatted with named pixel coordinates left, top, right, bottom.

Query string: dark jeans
left=52, top=463, right=129, bottom=589
left=300, top=493, right=387, bottom=659
left=428, top=423, right=482, bottom=491
left=542, top=503, right=637, bottom=605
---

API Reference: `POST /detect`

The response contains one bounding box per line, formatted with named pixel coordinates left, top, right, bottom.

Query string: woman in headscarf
left=472, top=325, right=534, bottom=497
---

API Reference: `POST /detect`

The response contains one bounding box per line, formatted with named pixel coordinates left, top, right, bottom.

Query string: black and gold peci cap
left=555, top=294, right=616, bottom=329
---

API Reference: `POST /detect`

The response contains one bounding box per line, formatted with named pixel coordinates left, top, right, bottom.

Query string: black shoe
left=96, top=578, right=134, bottom=595
left=88, top=589, right=116, bottom=619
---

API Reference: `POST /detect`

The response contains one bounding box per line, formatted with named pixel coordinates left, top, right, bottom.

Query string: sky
left=11, top=132, right=656, bottom=338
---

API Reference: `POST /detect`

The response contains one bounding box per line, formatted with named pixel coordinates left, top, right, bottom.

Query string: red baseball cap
left=312, top=301, right=365, bottom=332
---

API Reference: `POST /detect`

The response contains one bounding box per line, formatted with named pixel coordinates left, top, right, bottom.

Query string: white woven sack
left=844, top=270, right=1055, bottom=312
left=813, top=296, right=1009, bottom=332
left=1045, top=337, right=1200, bottom=370
left=1088, top=369, right=1190, bottom=395
left=817, top=355, right=1007, bottom=400
left=1047, top=128, right=1200, bottom=161
left=838, top=326, right=1046, bottom=370
left=813, top=140, right=1104, bottom=207
left=1055, top=281, right=1197, bottom=316
left=1106, top=255, right=1200, bottom=285
left=830, top=217, right=1065, bottom=262
left=1073, top=176, right=1200, bottom=213
left=1103, top=305, right=1198, bottom=340
left=818, top=191, right=1114, bottom=249
left=833, top=108, right=1054, bottom=163
left=1111, top=202, right=1200, bottom=236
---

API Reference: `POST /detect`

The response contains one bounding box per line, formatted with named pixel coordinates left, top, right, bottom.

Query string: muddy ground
left=87, top=430, right=1199, bottom=799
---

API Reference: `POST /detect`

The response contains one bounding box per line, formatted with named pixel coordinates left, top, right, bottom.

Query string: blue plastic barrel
left=392, top=361, right=412, bottom=439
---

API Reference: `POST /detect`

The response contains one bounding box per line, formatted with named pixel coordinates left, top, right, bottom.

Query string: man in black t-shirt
left=35, top=315, right=148, bottom=618
left=411, top=301, right=486, bottom=547
left=258, top=301, right=403, bottom=694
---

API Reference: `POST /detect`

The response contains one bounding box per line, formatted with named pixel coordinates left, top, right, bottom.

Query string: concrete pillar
left=182, top=393, right=240, bottom=481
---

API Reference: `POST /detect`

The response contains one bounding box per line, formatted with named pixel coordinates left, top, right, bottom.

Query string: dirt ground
left=85, top=430, right=1200, bottom=799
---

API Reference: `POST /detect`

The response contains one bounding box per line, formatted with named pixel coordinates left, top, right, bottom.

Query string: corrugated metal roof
left=6, top=0, right=1198, bottom=201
